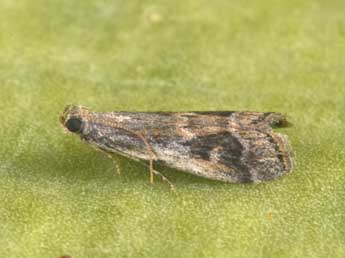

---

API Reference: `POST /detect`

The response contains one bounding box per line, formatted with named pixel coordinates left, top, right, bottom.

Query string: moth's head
left=60, top=104, right=90, bottom=134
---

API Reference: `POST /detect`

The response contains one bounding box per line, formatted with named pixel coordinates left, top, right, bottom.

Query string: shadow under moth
left=60, top=105, right=294, bottom=188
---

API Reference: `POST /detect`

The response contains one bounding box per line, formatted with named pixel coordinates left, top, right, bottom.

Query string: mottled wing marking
left=81, top=111, right=293, bottom=183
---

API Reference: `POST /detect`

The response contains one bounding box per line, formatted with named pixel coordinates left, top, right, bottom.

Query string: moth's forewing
left=78, top=111, right=293, bottom=183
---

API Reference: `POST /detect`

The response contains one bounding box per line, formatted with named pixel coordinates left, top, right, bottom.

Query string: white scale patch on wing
left=115, top=115, right=132, bottom=122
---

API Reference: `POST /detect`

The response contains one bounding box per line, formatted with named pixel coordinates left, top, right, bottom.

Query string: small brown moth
left=60, top=105, right=294, bottom=187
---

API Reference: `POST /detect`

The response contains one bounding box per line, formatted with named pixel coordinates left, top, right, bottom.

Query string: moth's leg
left=152, top=167, right=175, bottom=191
left=126, top=131, right=155, bottom=184
left=105, top=153, right=121, bottom=175
left=149, top=156, right=154, bottom=184
left=148, top=167, right=175, bottom=191
left=128, top=156, right=175, bottom=191
left=124, top=156, right=174, bottom=190
left=85, top=120, right=157, bottom=184
left=88, top=143, right=122, bottom=175
left=94, top=146, right=174, bottom=190
left=134, top=132, right=155, bottom=184
left=114, top=129, right=155, bottom=183
left=156, top=172, right=175, bottom=191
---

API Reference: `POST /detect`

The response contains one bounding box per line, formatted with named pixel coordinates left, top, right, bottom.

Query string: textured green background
left=1, top=0, right=344, bottom=257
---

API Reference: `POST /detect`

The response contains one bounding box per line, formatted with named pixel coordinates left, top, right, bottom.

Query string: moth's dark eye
left=65, top=118, right=82, bottom=133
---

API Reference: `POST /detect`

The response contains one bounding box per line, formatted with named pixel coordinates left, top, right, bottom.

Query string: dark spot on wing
left=183, top=132, right=253, bottom=182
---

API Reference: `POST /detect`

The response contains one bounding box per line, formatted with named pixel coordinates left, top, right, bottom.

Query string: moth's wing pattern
left=82, top=111, right=293, bottom=183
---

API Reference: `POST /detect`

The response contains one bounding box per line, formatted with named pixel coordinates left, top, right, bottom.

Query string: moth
left=60, top=105, right=294, bottom=187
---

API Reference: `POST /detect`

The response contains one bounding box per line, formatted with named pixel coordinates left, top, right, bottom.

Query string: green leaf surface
left=1, top=0, right=344, bottom=257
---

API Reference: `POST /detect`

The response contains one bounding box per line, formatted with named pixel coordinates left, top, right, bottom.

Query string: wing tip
left=265, top=113, right=292, bottom=128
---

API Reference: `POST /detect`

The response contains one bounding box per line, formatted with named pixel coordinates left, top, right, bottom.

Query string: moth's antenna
left=82, top=109, right=155, bottom=183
